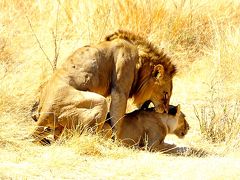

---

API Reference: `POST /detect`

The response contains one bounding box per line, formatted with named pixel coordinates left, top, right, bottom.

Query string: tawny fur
left=102, top=105, right=190, bottom=152
left=30, top=30, right=176, bottom=144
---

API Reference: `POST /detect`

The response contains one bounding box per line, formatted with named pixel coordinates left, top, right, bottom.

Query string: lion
left=115, top=104, right=190, bottom=152
left=30, top=30, right=176, bottom=144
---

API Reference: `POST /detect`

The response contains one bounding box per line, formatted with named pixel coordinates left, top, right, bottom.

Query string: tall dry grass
left=1, top=0, right=240, bottom=178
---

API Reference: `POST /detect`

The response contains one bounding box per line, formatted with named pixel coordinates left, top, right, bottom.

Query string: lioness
left=103, top=104, right=189, bottom=152
left=31, top=30, right=176, bottom=143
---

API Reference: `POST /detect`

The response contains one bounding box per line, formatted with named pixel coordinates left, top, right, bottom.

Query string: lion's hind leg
left=57, top=90, right=108, bottom=134
left=30, top=88, right=108, bottom=144
left=30, top=107, right=61, bottom=144
left=30, top=126, right=52, bottom=145
left=53, top=125, right=64, bottom=140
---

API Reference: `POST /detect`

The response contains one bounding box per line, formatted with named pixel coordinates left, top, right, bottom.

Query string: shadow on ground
left=161, top=145, right=212, bottom=158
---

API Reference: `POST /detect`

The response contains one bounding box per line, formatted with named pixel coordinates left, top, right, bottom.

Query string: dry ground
left=0, top=0, right=240, bottom=179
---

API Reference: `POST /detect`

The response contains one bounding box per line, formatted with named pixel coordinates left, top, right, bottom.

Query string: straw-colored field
left=1, top=0, right=240, bottom=179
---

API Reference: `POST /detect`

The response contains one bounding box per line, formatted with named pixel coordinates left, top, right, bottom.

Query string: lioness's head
left=168, top=105, right=190, bottom=138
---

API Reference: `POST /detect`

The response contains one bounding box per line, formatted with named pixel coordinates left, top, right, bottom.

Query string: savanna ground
left=1, top=0, right=240, bottom=179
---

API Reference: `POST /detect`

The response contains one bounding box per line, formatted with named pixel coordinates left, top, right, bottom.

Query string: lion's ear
left=176, top=104, right=181, bottom=117
left=152, top=64, right=164, bottom=79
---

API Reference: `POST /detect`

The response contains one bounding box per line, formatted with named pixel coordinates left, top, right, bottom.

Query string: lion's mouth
left=154, top=104, right=168, bottom=113
left=178, top=132, right=187, bottom=138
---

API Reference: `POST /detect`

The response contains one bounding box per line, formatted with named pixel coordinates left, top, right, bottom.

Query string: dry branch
left=26, top=16, right=54, bottom=71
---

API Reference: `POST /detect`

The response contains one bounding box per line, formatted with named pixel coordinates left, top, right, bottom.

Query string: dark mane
left=105, top=30, right=177, bottom=77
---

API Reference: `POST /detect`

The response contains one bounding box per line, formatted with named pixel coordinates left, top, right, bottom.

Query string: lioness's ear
left=176, top=104, right=181, bottom=117
left=152, top=64, right=164, bottom=79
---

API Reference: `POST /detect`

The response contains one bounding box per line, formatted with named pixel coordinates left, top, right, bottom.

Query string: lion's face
left=150, top=76, right=173, bottom=113
left=173, top=112, right=190, bottom=138
left=132, top=64, right=174, bottom=113
left=148, top=64, right=173, bottom=113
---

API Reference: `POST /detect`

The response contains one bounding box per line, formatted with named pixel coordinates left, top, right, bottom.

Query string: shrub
left=195, top=103, right=240, bottom=143
left=194, top=80, right=240, bottom=143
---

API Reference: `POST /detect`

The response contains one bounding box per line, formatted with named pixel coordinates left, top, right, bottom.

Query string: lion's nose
left=181, top=132, right=186, bottom=137
left=163, top=92, right=169, bottom=113
left=163, top=104, right=169, bottom=113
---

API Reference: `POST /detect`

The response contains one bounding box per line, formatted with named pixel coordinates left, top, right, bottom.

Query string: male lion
left=31, top=30, right=176, bottom=143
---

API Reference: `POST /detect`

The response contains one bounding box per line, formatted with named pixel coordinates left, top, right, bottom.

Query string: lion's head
left=105, top=30, right=177, bottom=113
left=174, top=112, right=190, bottom=138
left=132, top=61, right=175, bottom=113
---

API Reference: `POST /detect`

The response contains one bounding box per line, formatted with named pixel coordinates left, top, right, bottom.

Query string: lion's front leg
left=109, top=45, right=137, bottom=134
left=146, top=127, right=175, bottom=152
left=109, top=89, right=128, bottom=133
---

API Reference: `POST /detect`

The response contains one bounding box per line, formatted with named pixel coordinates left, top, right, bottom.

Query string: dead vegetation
left=0, top=0, right=240, bottom=178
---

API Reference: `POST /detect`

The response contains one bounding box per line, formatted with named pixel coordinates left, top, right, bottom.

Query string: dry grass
left=1, top=0, right=240, bottom=179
